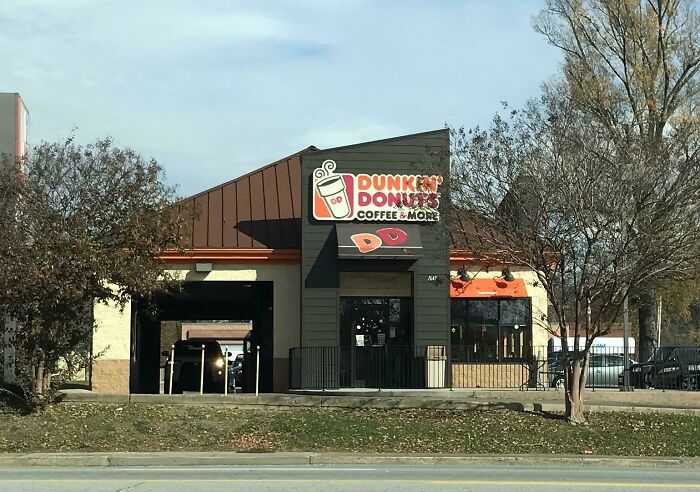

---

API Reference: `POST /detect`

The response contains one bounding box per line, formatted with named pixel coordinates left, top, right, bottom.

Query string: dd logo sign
left=350, top=227, right=408, bottom=253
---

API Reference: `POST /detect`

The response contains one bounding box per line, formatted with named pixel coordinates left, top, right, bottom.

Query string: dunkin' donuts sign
left=312, top=160, right=443, bottom=222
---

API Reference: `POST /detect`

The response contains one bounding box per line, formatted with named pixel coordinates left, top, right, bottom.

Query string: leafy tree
left=450, top=80, right=700, bottom=422
left=0, top=137, right=182, bottom=409
left=657, top=276, right=700, bottom=345
left=534, top=0, right=700, bottom=361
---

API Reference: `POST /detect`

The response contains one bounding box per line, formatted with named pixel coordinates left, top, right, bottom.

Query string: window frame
left=450, top=297, right=533, bottom=363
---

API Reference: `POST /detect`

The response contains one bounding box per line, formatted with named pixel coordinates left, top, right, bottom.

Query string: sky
left=0, top=0, right=562, bottom=197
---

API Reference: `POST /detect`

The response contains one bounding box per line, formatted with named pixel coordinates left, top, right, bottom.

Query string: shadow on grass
left=0, top=383, right=68, bottom=415
left=530, top=408, right=567, bottom=421
left=472, top=401, right=566, bottom=421
left=59, top=381, right=90, bottom=391
left=0, top=383, right=30, bottom=415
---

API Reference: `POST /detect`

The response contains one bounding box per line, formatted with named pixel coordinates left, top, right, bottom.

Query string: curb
left=60, top=393, right=700, bottom=415
left=0, top=452, right=698, bottom=469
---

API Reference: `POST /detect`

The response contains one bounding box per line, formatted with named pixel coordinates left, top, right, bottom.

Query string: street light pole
left=621, top=215, right=631, bottom=392
left=623, top=295, right=630, bottom=391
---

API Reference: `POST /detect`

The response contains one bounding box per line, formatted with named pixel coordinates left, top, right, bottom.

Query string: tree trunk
left=33, top=356, right=45, bottom=394
left=639, top=290, right=659, bottom=362
left=564, top=358, right=588, bottom=423
left=564, top=349, right=590, bottom=424
left=566, top=367, right=586, bottom=423
left=568, top=388, right=585, bottom=423
left=41, top=371, right=52, bottom=393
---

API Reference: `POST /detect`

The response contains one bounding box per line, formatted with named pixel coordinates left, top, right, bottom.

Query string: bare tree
left=534, top=0, right=700, bottom=361
left=0, top=137, right=182, bottom=409
left=450, top=84, right=700, bottom=422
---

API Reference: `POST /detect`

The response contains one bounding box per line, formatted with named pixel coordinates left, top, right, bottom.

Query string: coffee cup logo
left=312, top=160, right=442, bottom=222
left=314, top=160, right=351, bottom=219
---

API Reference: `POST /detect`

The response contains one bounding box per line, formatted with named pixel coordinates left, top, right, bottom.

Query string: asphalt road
left=0, top=464, right=699, bottom=491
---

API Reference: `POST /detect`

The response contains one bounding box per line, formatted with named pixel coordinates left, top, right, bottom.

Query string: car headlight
left=214, top=358, right=225, bottom=369
left=632, top=367, right=641, bottom=373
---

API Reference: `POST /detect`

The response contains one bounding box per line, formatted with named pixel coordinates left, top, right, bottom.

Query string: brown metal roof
left=176, top=147, right=316, bottom=249
left=449, top=209, right=509, bottom=251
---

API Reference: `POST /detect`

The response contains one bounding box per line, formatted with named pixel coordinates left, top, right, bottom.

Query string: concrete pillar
left=92, top=299, right=131, bottom=394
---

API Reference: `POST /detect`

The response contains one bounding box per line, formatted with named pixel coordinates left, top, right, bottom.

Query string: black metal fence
left=289, top=344, right=700, bottom=391
left=623, top=346, right=700, bottom=391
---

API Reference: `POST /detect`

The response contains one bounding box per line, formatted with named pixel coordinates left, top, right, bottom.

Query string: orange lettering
left=386, top=175, right=401, bottom=191
left=350, top=233, right=382, bottom=253
left=428, top=176, right=443, bottom=192
left=372, top=174, right=386, bottom=190
left=357, top=174, right=372, bottom=191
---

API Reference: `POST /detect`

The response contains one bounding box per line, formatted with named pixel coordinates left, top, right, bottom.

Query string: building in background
left=0, top=93, right=29, bottom=168
left=0, top=92, right=29, bottom=384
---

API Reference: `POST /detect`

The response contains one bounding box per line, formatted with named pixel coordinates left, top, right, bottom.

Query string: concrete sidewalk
left=1, top=451, right=699, bottom=469
left=60, top=389, right=700, bottom=415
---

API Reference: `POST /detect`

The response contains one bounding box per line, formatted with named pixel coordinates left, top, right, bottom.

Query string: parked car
left=163, top=338, right=227, bottom=394
left=628, top=347, right=700, bottom=390
left=551, top=353, right=632, bottom=389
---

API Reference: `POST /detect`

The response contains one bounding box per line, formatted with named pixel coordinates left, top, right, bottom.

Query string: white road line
left=106, top=467, right=378, bottom=472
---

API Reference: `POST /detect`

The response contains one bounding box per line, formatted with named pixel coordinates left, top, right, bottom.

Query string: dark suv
left=163, top=338, right=227, bottom=394
left=628, top=347, right=700, bottom=390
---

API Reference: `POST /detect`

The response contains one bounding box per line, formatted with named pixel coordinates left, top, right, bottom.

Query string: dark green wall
left=300, top=129, right=450, bottom=350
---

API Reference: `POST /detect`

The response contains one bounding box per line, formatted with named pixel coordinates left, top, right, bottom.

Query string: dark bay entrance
left=130, top=281, right=273, bottom=394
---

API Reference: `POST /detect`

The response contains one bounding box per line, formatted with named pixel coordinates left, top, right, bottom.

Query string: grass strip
left=0, top=403, right=698, bottom=456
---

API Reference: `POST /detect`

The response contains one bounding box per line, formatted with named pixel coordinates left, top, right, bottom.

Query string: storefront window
left=340, top=297, right=412, bottom=347
left=450, top=298, right=532, bottom=362
left=499, top=299, right=530, bottom=359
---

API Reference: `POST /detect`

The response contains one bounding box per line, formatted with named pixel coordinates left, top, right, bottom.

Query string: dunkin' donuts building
left=91, top=129, right=549, bottom=394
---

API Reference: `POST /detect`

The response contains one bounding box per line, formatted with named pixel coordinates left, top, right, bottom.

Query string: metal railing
left=290, top=345, right=537, bottom=390
left=289, top=344, right=700, bottom=391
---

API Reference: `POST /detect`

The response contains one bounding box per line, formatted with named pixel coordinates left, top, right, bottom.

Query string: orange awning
left=450, top=278, right=528, bottom=298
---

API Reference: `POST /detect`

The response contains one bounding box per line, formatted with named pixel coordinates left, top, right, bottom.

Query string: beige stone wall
left=92, top=297, right=131, bottom=393
left=449, top=266, right=549, bottom=351
left=93, top=297, right=131, bottom=360
left=91, top=359, right=130, bottom=393
left=451, top=363, right=529, bottom=388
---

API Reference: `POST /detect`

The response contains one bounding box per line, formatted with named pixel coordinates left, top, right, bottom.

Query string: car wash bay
left=129, top=281, right=273, bottom=394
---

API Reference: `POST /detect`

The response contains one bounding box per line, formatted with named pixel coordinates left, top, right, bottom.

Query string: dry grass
left=0, top=403, right=698, bottom=456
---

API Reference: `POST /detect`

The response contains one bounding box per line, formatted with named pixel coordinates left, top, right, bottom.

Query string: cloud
left=299, top=121, right=405, bottom=150
left=0, top=0, right=560, bottom=196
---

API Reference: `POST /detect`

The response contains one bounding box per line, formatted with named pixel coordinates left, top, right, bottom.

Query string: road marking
left=0, top=479, right=698, bottom=488
left=108, top=467, right=378, bottom=472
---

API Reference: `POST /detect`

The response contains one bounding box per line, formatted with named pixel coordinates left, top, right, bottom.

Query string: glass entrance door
left=339, top=297, right=411, bottom=387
